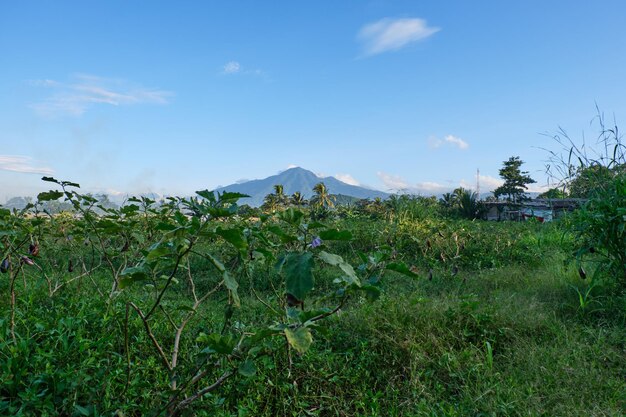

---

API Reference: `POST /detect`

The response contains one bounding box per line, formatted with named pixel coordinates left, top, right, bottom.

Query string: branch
left=173, top=371, right=235, bottom=413
left=128, top=302, right=172, bottom=371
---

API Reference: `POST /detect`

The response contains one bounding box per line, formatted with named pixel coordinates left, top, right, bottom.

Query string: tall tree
left=493, top=156, right=536, bottom=204
left=311, top=182, right=335, bottom=208
left=290, top=191, right=306, bottom=208
left=262, top=184, right=287, bottom=212
left=273, top=184, right=287, bottom=206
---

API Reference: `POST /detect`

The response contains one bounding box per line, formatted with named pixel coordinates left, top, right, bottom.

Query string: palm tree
left=262, top=193, right=279, bottom=212
left=273, top=184, right=287, bottom=206
left=439, top=192, right=457, bottom=209
left=456, top=188, right=482, bottom=219
left=311, top=182, right=335, bottom=208
left=290, top=191, right=307, bottom=208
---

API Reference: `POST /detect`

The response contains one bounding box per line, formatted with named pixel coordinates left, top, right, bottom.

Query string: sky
left=2, top=1, right=626, bottom=201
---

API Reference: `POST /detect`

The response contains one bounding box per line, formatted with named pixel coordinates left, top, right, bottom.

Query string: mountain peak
left=215, top=167, right=388, bottom=206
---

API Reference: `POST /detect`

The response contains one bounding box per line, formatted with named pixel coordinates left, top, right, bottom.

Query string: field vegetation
left=1, top=133, right=625, bottom=415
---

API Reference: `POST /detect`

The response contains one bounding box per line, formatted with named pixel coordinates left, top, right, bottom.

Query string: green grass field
left=1, top=201, right=624, bottom=416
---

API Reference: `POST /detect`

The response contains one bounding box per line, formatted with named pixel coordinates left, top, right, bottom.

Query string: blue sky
left=2, top=1, right=626, bottom=200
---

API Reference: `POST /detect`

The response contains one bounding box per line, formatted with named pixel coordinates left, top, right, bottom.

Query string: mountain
left=214, top=167, right=389, bottom=207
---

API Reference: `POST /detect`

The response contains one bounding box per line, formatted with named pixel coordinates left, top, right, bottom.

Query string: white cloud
left=0, top=155, right=54, bottom=175
left=443, top=135, right=469, bottom=150
left=334, top=173, right=360, bottom=186
left=460, top=174, right=503, bottom=192
left=358, top=18, right=440, bottom=56
left=30, top=74, right=171, bottom=117
left=223, top=61, right=241, bottom=74
left=429, top=134, right=469, bottom=150
left=286, top=164, right=299, bottom=169
left=377, top=171, right=409, bottom=191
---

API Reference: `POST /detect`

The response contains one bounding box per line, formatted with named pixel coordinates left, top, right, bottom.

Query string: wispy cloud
left=221, top=61, right=264, bottom=76
left=0, top=155, right=54, bottom=175
left=358, top=17, right=440, bottom=56
left=223, top=61, right=241, bottom=74
left=428, top=134, right=469, bottom=150
left=30, top=74, right=172, bottom=117
left=334, top=173, right=360, bottom=186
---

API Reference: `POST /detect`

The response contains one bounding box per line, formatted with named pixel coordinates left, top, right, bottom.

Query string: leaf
left=196, top=333, right=235, bottom=355
left=216, top=227, right=248, bottom=252
left=195, top=189, right=216, bottom=201
left=0, top=208, right=10, bottom=218
left=317, top=251, right=359, bottom=286
left=359, top=284, right=382, bottom=301
left=282, top=252, right=314, bottom=301
left=238, top=359, right=257, bottom=377
left=386, top=262, right=420, bottom=278
left=266, top=226, right=297, bottom=243
left=119, top=265, right=149, bottom=288
left=218, top=191, right=249, bottom=203
left=284, top=327, right=313, bottom=354
left=278, top=208, right=304, bottom=225
left=74, top=405, right=91, bottom=416
left=207, top=253, right=240, bottom=307
left=37, top=190, right=64, bottom=202
left=145, top=242, right=171, bottom=261
left=41, top=176, right=59, bottom=183
left=307, top=221, right=326, bottom=230
left=318, top=229, right=353, bottom=241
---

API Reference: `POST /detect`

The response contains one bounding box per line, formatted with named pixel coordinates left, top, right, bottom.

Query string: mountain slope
left=215, top=167, right=389, bottom=206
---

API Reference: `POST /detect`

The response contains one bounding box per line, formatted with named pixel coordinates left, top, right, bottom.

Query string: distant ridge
left=215, top=167, right=389, bottom=207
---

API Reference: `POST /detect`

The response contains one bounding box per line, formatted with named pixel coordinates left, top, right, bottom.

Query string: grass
left=212, top=259, right=625, bottom=416
left=1, top=220, right=624, bottom=416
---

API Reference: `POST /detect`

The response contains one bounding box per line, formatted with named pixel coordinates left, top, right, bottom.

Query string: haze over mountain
left=215, top=167, right=389, bottom=207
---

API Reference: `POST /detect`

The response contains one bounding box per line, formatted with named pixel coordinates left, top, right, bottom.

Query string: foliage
left=311, top=182, right=335, bottom=208
left=546, top=111, right=626, bottom=289
left=439, top=187, right=485, bottom=219
left=537, top=187, right=567, bottom=199
left=1, top=174, right=624, bottom=416
left=571, top=173, right=626, bottom=287
left=493, top=156, right=536, bottom=204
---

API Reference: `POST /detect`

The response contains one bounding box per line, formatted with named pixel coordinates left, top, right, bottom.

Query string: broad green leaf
left=318, top=229, right=353, bottom=241
left=37, top=190, right=64, bottom=202
left=120, top=204, right=139, bottom=215
left=195, top=189, right=216, bottom=201
left=119, top=265, right=149, bottom=288
left=196, top=333, right=235, bottom=355
left=238, top=359, right=257, bottom=377
left=285, top=327, right=313, bottom=354
left=307, top=221, right=326, bottom=230
left=41, top=176, right=59, bottom=184
left=223, top=270, right=240, bottom=307
left=173, top=210, right=188, bottom=226
left=216, top=227, right=248, bottom=251
left=359, top=284, right=382, bottom=301
left=156, top=222, right=177, bottom=231
left=146, top=242, right=171, bottom=261
left=0, top=208, right=10, bottom=218
left=219, top=191, right=249, bottom=203
left=283, top=252, right=314, bottom=301
left=278, top=208, right=304, bottom=225
left=96, top=219, right=122, bottom=234
left=318, top=251, right=359, bottom=286
left=386, top=262, right=420, bottom=278
left=266, top=226, right=297, bottom=243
